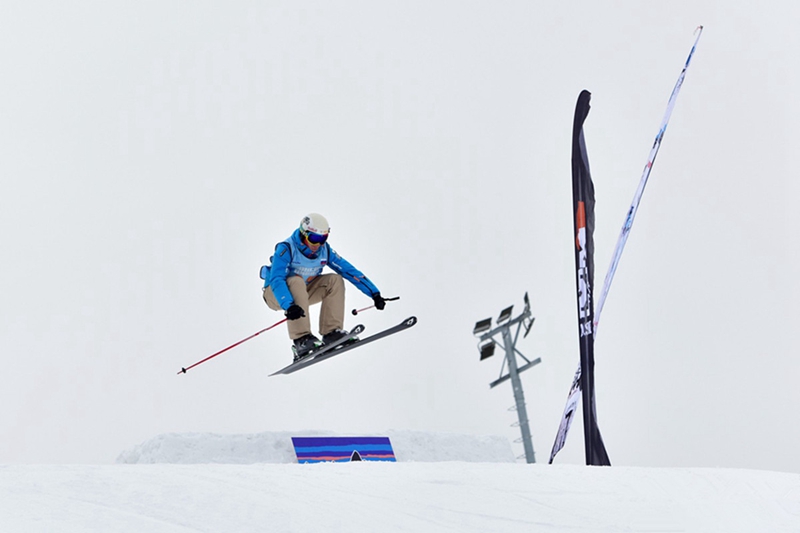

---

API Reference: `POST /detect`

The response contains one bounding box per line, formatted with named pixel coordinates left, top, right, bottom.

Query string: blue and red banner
left=291, top=436, right=396, bottom=463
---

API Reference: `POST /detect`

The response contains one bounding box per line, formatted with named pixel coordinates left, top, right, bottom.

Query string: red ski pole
left=177, top=317, right=288, bottom=375
left=351, top=296, right=400, bottom=315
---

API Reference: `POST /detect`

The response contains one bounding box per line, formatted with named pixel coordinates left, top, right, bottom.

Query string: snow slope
left=2, top=432, right=799, bottom=532
left=2, top=463, right=799, bottom=532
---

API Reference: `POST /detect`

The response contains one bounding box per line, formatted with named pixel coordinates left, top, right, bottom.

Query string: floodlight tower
left=473, top=293, right=541, bottom=464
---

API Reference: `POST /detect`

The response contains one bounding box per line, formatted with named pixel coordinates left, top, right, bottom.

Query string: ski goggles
left=304, top=231, right=328, bottom=245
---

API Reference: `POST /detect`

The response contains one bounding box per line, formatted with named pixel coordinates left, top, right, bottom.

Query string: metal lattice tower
left=473, top=293, right=541, bottom=463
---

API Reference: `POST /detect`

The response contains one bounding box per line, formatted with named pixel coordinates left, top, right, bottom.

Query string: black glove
left=373, top=293, right=386, bottom=311
left=285, top=304, right=305, bottom=320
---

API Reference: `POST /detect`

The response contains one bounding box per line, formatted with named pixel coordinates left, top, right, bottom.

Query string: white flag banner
left=594, top=26, right=704, bottom=332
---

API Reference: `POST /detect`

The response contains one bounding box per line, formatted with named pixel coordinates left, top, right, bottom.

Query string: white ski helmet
left=299, top=213, right=330, bottom=243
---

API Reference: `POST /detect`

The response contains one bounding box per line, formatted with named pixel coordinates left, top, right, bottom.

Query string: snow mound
left=116, top=430, right=516, bottom=464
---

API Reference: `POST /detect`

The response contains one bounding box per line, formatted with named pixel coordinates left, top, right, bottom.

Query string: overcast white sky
left=2, top=1, right=799, bottom=471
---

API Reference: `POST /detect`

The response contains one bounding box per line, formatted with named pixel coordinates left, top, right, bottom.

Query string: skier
left=262, top=213, right=386, bottom=361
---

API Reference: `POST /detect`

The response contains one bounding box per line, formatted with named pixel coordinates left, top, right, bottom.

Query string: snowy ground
left=2, top=432, right=799, bottom=532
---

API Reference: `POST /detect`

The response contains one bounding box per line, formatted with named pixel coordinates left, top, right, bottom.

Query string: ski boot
left=292, top=334, right=321, bottom=362
left=322, top=328, right=358, bottom=348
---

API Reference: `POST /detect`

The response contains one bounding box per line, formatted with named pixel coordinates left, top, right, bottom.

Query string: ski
left=269, top=324, right=365, bottom=376
left=271, top=316, right=417, bottom=376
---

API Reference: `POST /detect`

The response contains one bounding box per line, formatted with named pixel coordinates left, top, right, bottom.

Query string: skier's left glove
left=373, top=293, right=386, bottom=311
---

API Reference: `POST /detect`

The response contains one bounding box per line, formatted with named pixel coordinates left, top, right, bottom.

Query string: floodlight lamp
left=479, top=340, right=495, bottom=360
left=498, top=305, right=513, bottom=324
left=523, top=292, right=530, bottom=312
left=473, top=318, right=492, bottom=336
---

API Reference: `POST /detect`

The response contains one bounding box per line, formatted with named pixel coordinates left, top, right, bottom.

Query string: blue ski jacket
left=264, top=229, right=380, bottom=310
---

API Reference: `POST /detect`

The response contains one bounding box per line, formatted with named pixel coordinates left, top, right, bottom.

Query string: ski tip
left=404, top=316, right=418, bottom=327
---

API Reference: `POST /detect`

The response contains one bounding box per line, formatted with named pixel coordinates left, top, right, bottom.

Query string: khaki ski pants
left=263, top=274, right=345, bottom=340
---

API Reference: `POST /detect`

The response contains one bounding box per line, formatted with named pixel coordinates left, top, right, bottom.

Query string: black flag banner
left=549, top=90, right=611, bottom=466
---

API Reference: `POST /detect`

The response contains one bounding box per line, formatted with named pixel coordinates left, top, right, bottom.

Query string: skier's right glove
left=373, top=293, right=386, bottom=311
left=285, top=304, right=305, bottom=320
